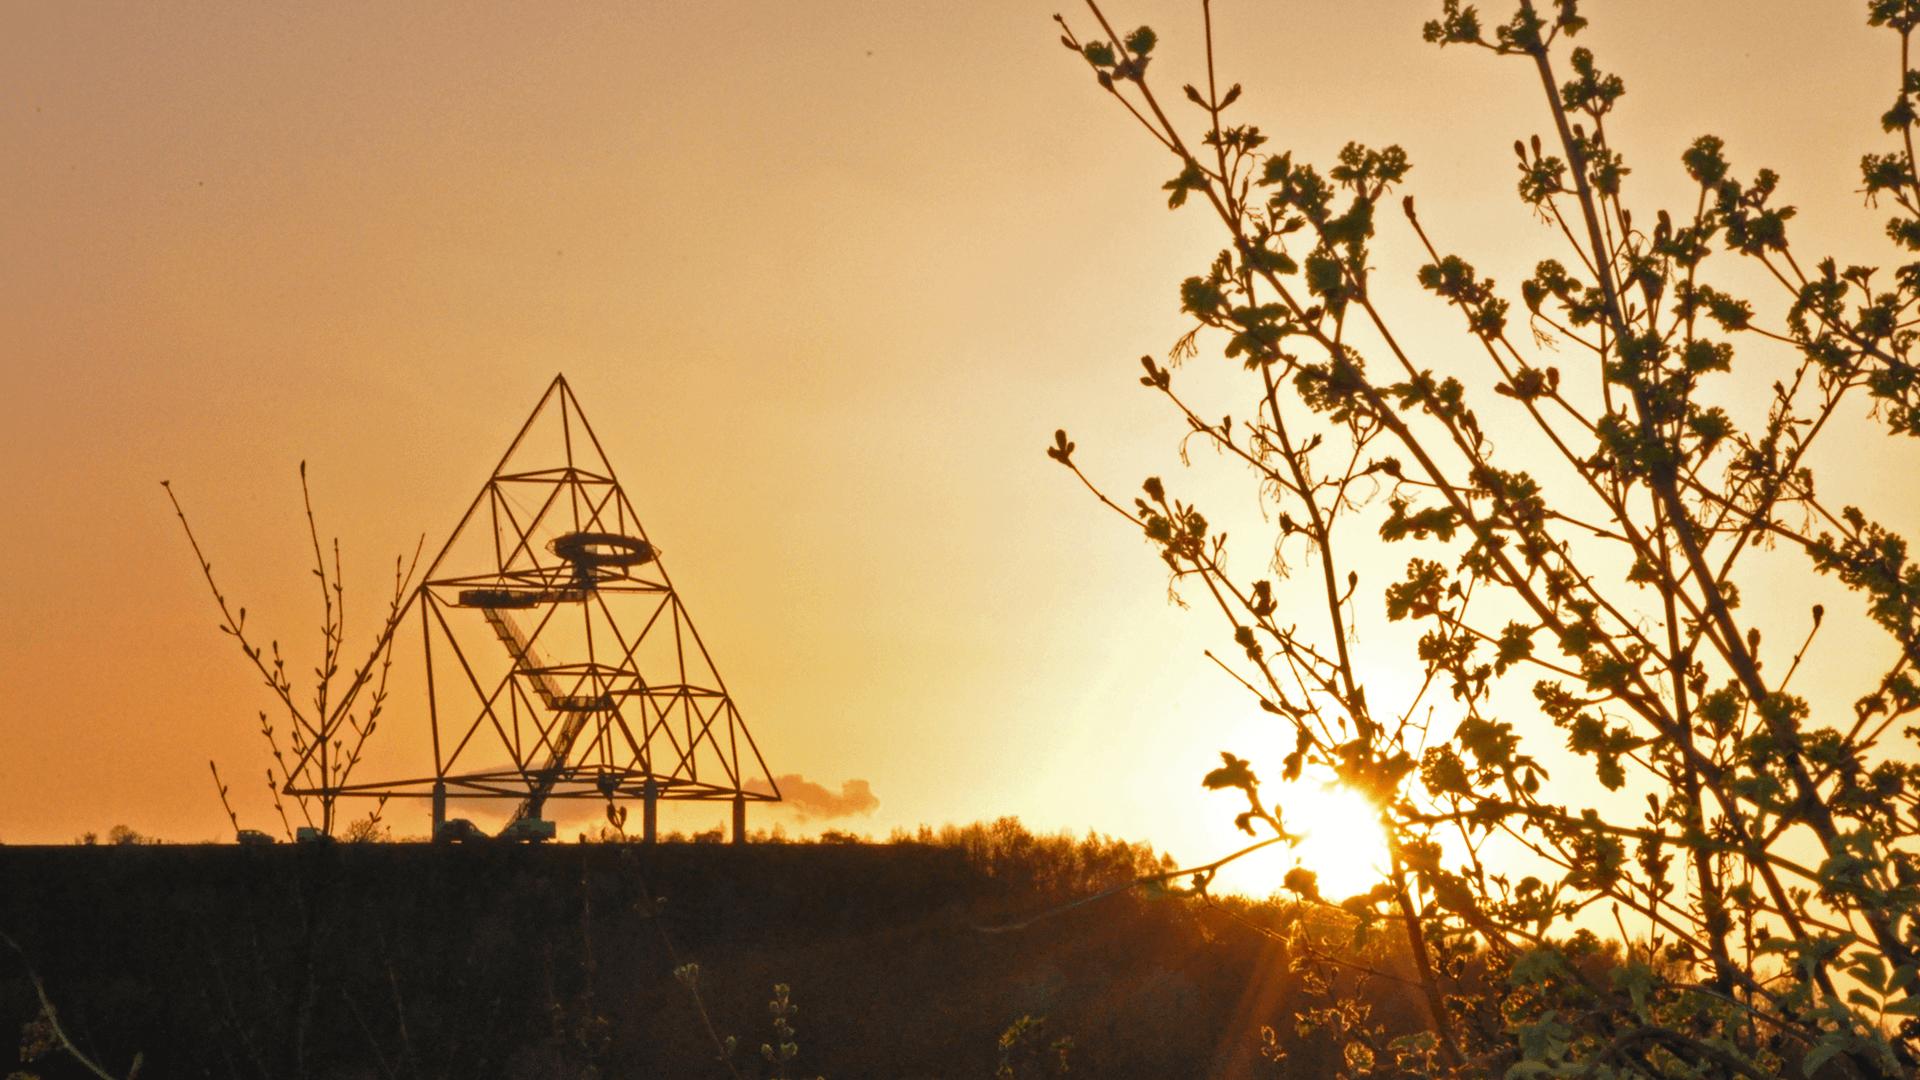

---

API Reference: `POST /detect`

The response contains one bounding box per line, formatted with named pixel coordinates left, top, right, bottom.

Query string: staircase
left=477, top=605, right=607, bottom=820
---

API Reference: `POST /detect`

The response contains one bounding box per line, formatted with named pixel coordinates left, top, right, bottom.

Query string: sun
left=1263, top=782, right=1391, bottom=901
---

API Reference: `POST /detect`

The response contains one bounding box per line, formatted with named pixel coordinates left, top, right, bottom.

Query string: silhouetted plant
left=2, top=928, right=143, bottom=1080
left=1054, top=0, right=1920, bottom=1076
left=759, top=983, right=826, bottom=1080
left=339, top=813, right=392, bottom=843
left=66, top=826, right=153, bottom=847
left=994, top=1014, right=1074, bottom=1080
left=164, top=465, right=422, bottom=838
left=893, top=817, right=1174, bottom=901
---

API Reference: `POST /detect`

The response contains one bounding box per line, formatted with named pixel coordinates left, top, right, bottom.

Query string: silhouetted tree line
left=0, top=819, right=1464, bottom=1079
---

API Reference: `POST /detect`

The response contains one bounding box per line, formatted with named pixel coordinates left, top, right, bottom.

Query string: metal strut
left=478, top=603, right=604, bottom=821
left=302, top=376, right=784, bottom=833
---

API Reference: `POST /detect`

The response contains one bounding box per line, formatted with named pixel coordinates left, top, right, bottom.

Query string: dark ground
left=0, top=839, right=1405, bottom=1079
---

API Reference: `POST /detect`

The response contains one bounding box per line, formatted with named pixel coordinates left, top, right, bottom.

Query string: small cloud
left=745, top=774, right=879, bottom=821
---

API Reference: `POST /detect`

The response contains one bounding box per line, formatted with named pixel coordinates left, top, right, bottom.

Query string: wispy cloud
left=745, top=774, right=879, bottom=821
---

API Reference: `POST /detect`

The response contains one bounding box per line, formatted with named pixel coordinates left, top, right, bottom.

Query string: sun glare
left=1269, top=783, right=1391, bottom=901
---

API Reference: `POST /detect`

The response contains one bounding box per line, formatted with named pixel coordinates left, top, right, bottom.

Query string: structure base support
left=643, top=779, right=658, bottom=844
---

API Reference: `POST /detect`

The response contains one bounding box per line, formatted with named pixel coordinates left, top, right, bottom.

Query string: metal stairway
left=478, top=604, right=608, bottom=819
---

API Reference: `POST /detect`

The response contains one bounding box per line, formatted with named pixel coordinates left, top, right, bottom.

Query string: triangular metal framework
left=295, top=375, right=779, bottom=822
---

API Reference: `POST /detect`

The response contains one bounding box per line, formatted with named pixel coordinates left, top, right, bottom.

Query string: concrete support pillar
left=732, top=794, right=746, bottom=844
left=642, top=778, right=658, bottom=844
left=431, top=780, right=447, bottom=839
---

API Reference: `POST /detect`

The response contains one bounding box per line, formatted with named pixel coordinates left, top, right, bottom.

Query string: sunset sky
left=0, top=0, right=1904, bottom=892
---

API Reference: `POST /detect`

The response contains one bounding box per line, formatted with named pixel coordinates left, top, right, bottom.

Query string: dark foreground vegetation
left=0, top=820, right=1436, bottom=1080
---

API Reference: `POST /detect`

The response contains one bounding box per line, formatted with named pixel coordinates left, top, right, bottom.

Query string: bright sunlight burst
left=1270, top=783, right=1390, bottom=902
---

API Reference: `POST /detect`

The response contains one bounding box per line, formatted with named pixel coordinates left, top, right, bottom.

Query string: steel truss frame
left=290, top=375, right=779, bottom=824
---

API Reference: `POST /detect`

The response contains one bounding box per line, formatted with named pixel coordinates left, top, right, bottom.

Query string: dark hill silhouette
left=0, top=820, right=1430, bottom=1079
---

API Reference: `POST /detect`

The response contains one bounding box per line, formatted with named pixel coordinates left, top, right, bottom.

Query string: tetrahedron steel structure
left=312, top=375, right=779, bottom=830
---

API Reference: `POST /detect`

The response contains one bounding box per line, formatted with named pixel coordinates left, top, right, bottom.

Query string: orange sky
left=0, top=1, right=1906, bottom=890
